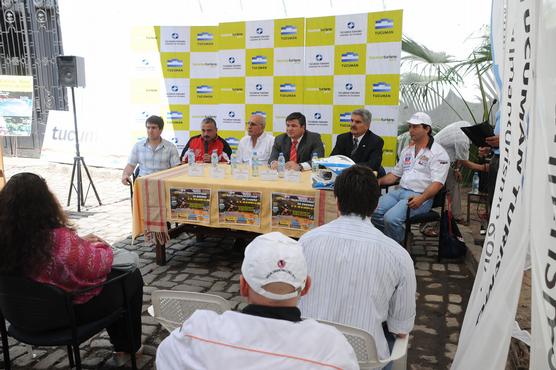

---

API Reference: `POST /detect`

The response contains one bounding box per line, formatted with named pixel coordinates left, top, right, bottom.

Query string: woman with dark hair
left=0, top=172, right=143, bottom=365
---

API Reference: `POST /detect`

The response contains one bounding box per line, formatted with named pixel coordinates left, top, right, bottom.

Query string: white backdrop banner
left=451, top=0, right=536, bottom=368
left=530, top=1, right=556, bottom=368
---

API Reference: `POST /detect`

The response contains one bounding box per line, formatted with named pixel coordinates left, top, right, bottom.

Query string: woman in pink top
left=0, top=172, right=143, bottom=362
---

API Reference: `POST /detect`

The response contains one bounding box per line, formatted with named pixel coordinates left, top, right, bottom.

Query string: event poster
left=218, top=190, right=261, bottom=226
left=0, top=75, right=33, bottom=136
left=271, top=192, right=316, bottom=230
left=169, top=188, right=211, bottom=224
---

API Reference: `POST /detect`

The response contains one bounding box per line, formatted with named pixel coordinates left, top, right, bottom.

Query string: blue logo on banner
left=315, top=54, right=323, bottom=61
left=280, top=83, right=296, bottom=93
left=372, top=82, right=391, bottom=92
left=197, top=32, right=214, bottom=41
left=345, top=83, right=353, bottom=91
left=251, top=111, right=266, bottom=117
left=341, top=52, right=359, bottom=63
left=228, top=57, right=236, bottom=64
left=347, top=21, right=355, bottom=29
left=375, top=18, right=394, bottom=29
left=196, top=85, right=213, bottom=94
left=255, top=84, right=263, bottom=91
left=251, top=55, right=267, bottom=65
left=228, top=111, right=235, bottom=118
left=340, top=113, right=351, bottom=122
left=167, top=58, right=183, bottom=68
left=281, top=25, right=297, bottom=35
left=171, top=32, right=179, bottom=39
left=256, top=27, right=263, bottom=34
left=171, top=85, right=179, bottom=92
left=314, top=113, right=321, bottom=120
left=167, top=111, right=183, bottom=120
left=225, top=137, right=240, bottom=147
left=141, top=59, right=149, bottom=66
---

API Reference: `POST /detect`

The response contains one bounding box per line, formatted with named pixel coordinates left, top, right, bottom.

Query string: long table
left=132, top=164, right=338, bottom=265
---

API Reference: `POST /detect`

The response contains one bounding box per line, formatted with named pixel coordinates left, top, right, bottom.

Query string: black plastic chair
left=129, top=166, right=140, bottom=210
left=0, top=270, right=138, bottom=370
left=403, top=187, right=447, bottom=261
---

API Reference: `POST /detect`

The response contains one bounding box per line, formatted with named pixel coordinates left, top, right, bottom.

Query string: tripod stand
left=66, top=86, right=101, bottom=212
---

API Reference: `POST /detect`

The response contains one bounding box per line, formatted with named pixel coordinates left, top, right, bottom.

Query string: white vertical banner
left=530, top=1, right=556, bottom=368
left=451, top=0, right=536, bottom=368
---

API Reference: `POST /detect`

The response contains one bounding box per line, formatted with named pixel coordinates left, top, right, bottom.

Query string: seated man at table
left=299, top=165, right=416, bottom=365
left=121, top=115, right=180, bottom=185
left=180, top=117, right=232, bottom=163
left=236, top=113, right=275, bottom=164
left=371, top=112, right=450, bottom=244
left=269, top=112, right=324, bottom=171
left=156, top=232, right=358, bottom=370
left=331, top=108, right=384, bottom=172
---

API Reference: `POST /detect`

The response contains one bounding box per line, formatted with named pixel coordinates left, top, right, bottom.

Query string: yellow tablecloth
left=132, top=164, right=338, bottom=240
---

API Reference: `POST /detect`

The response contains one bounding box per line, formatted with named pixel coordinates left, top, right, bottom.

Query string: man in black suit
left=331, top=108, right=384, bottom=172
left=269, top=112, right=325, bottom=171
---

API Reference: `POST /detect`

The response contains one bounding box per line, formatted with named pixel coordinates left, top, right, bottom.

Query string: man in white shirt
left=299, top=165, right=416, bottom=366
left=236, top=113, right=275, bottom=164
left=372, top=112, right=450, bottom=243
left=156, top=232, right=358, bottom=370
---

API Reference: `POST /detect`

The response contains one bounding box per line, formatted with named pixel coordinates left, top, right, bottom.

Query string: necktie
left=290, top=139, right=298, bottom=163
left=350, top=137, right=358, bottom=157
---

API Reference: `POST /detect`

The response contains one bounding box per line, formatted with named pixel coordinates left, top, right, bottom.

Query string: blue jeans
left=371, top=188, right=433, bottom=243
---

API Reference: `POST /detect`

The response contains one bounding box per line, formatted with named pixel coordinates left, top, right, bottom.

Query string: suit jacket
left=268, top=131, right=325, bottom=165
left=331, top=130, right=384, bottom=171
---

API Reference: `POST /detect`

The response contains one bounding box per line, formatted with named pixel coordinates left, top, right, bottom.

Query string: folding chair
left=149, top=290, right=231, bottom=332
left=317, top=319, right=408, bottom=370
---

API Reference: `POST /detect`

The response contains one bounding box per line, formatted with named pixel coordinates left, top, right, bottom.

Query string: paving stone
left=413, top=325, right=438, bottom=335
left=173, top=274, right=189, bottom=282
left=431, top=264, right=446, bottom=272
left=447, top=264, right=461, bottom=272
left=448, top=294, right=462, bottom=304
left=426, top=283, right=442, bottom=289
left=187, top=279, right=214, bottom=288
left=211, top=281, right=228, bottom=291
left=415, top=270, right=432, bottom=277
left=211, top=271, right=235, bottom=279
left=415, top=262, right=430, bottom=270
left=424, top=295, right=443, bottom=303
left=174, top=284, right=205, bottom=292
left=447, top=304, right=462, bottom=315
left=90, top=338, right=112, bottom=348
left=32, top=349, right=66, bottom=369
left=446, top=317, right=459, bottom=328
left=183, top=267, right=210, bottom=274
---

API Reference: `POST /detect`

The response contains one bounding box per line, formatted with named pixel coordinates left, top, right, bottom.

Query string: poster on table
left=169, top=188, right=211, bottom=224
left=271, top=192, right=316, bottom=230
left=217, top=190, right=261, bottom=226
left=0, top=75, right=33, bottom=136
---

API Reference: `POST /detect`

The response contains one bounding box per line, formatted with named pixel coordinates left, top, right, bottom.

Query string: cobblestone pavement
left=1, top=158, right=474, bottom=370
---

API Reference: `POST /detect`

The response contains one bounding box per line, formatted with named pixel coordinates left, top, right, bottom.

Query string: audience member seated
left=0, top=173, right=144, bottom=365
left=331, top=108, right=384, bottom=172
left=180, top=117, right=232, bottom=163
left=269, top=112, right=324, bottom=171
left=372, top=112, right=450, bottom=244
left=299, top=165, right=416, bottom=367
left=156, top=232, right=358, bottom=370
left=121, top=115, right=180, bottom=185
left=236, top=113, right=275, bottom=164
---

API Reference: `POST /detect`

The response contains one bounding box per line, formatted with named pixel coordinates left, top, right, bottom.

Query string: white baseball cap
left=241, top=232, right=307, bottom=301
left=407, top=112, right=432, bottom=126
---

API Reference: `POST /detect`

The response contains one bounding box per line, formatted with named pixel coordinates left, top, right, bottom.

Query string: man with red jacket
left=180, top=117, right=232, bottom=163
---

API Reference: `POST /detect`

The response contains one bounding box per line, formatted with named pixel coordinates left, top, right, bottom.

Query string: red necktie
left=290, top=139, right=298, bottom=163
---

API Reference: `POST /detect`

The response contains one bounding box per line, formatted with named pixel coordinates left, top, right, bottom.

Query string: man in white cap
left=156, top=232, right=358, bottom=370
left=371, top=112, right=450, bottom=244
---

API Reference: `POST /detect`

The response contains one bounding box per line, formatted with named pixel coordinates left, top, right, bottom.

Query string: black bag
left=439, top=194, right=467, bottom=259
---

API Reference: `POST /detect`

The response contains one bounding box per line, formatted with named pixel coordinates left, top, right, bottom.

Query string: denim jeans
left=371, top=188, right=433, bottom=243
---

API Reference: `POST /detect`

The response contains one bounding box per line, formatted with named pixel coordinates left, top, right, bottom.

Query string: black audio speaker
left=56, top=56, right=86, bottom=88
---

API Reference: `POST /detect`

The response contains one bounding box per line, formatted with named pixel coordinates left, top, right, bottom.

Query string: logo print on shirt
left=277, top=260, right=286, bottom=269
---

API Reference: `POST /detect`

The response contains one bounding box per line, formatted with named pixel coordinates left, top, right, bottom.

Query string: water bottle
left=211, top=149, right=219, bottom=168
left=277, top=152, right=286, bottom=178
left=251, top=151, right=259, bottom=177
left=311, top=152, right=319, bottom=173
left=471, top=172, right=480, bottom=194
left=187, top=149, right=195, bottom=165
left=230, top=150, right=238, bottom=172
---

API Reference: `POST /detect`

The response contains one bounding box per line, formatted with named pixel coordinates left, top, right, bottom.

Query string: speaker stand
left=66, top=87, right=101, bottom=212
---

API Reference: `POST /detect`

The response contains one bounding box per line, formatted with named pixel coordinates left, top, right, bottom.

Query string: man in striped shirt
left=299, top=165, right=416, bottom=364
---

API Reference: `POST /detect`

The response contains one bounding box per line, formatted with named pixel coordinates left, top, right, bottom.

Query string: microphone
left=204, top=139, right=209, bottom=154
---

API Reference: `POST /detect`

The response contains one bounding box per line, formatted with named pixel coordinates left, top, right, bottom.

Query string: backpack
left=439, top=193, right=467, bottom=259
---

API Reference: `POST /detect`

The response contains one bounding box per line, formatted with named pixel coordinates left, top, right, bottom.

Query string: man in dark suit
left=269, top=112, right=325, bottom=171
left=331, top=108, right=384, bottom=172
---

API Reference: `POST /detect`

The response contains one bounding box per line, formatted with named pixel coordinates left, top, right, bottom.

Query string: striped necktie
left=290, top=139, right=298, bottom=163
left=351, top=137, right=358, bottom=157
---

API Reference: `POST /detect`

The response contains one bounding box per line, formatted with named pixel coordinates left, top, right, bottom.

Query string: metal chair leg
left=67, top=344, right=75, bottom=368
left=1, top=317, right=11, bottom=370
left=73, top=344, right=82, bottom=370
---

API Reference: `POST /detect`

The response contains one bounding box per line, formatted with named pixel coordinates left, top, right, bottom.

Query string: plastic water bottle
left=471, top=172, right=480, bottom=194
left=187, top=149, right=195, bottom=165
left=211, top=149, right=219, bottom=168
left=251, top=151, right=259, bottom=177
left=277, top=152, right=286, bottom=178
left=230, top=150, right=238, bottom=172
left=311, top=152, right=319, bottom=173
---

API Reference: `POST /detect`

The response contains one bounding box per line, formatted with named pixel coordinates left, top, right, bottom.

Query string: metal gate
left=0, top=0, right=65, bottom=158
